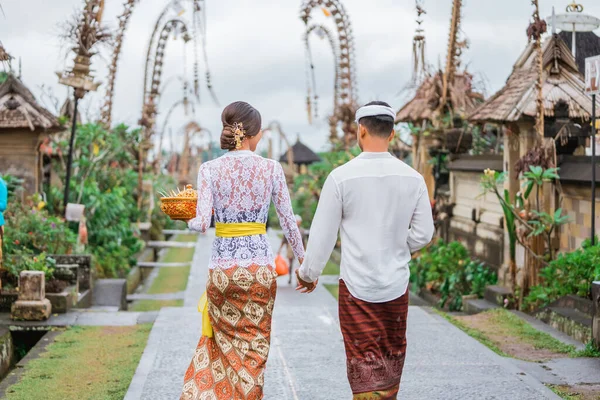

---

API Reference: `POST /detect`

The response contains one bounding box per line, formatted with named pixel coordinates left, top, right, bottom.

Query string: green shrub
left=2, top=195, right=76, bottom=286
left=3, top=194, right=77, bottom=256
left=3, top=250, right=55, bottom=287
left=47, top=123, right=147, bottom=278
left=524, top=238, right=600, bottom=310
left=410, top=240, right=497, bottom=311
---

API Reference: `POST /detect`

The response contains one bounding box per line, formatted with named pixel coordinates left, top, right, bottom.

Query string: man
left=0, top=176, right=6, bottom=268
left=278, top=215, right=305, bottom=284
left=296, top=101, right=434, bottom=399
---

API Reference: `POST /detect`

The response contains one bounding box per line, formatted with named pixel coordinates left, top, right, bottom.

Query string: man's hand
left=295, top=270, right=318, bottom=294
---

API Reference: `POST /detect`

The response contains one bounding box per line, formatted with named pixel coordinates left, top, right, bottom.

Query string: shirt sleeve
left=188, top=163, right=213, bottom=233
left=298, top=174, right=342, bottom=283
left=271, top=162, right=305, bottom=262
left=407, top=181, right=435, bottom=253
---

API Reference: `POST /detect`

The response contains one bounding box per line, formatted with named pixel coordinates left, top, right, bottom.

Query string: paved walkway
left=0, top=308, right=158, bottom=327
left=125, top=230, right=560, bottom=400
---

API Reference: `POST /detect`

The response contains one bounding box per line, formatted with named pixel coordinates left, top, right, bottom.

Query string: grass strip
left=130, top=234, right=195, bottom=312
left=5, top=325, right=151, bottom=400
left=433, top=309, right=509, bottom=357
left=547, top=384, right=583, bottom=400
left=485, top=309, right=575, bottom=354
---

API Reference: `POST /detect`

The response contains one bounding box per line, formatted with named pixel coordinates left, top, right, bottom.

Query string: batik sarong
left=339, top=280, right=409, bottom=400
left=180, top=264, right=277, bottom=400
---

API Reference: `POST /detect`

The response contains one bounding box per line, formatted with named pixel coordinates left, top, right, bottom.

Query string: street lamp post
left=585, top=56, right=600, bottom=245
left=57, top=55, right=101, bottom=210
left=56, top=0, right=105, bottom=212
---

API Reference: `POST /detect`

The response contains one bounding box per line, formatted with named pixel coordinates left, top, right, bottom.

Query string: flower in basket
left=159, top=184, right=198, bottom=221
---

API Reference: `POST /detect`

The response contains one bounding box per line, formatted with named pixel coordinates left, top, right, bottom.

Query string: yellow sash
left=197, top=222, right=266, bottom=338
left=198, top=292, right=213, bottom=338
left=215, top=222, right=266, bottom=238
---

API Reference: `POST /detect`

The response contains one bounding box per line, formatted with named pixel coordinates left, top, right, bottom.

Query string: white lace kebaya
left=187, top=150, right=305, bottom=270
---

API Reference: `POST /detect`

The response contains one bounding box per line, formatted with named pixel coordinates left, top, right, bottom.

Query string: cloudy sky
left=1, top=0, right=600, bottom=156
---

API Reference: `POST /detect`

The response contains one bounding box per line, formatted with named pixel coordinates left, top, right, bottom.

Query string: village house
left=0, top=74, right=61, bottom=194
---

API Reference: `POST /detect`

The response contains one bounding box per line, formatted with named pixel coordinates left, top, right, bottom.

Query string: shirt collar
left=357, top=151, right=393, bottom=159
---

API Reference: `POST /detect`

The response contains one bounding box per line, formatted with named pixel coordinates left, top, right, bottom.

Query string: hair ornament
left=233, top=122, right=246, bottom=150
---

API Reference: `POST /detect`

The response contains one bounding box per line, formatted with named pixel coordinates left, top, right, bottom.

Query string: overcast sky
left=1, top=0, right=600, bottom=156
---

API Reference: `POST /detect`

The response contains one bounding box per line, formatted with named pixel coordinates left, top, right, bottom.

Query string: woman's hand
left=295, top=270, right=317, bottom=294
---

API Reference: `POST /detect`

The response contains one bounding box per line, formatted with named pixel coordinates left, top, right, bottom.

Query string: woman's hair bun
left=219, top=101, right=262, bottom=150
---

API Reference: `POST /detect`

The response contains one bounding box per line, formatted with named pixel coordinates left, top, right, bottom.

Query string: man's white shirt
left=298, top=151, right=435, bottom=303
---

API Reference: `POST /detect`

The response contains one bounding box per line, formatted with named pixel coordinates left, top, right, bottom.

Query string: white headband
left=355, top=105, right=396, bottom=123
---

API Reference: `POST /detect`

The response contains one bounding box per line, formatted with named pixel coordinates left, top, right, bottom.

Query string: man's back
left=301, top=152, right=434, bottom=303
left=297, top=102, right=432, bottom=398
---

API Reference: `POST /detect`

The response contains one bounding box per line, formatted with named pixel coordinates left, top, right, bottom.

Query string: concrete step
left=552, top=294, right=594, bottom=316
left=127, top=292, right=185, bottom=302
left=147, top=241, right=196, bottom=249
left=92, top=279, right=127, bottom=311
left=536, top=306, right=592, bottom=344
left=484, top=285, right=513, bottom=307
left=463, top=298, right=499, bottom=315
left=137, top=262, right=191, bottom=268
left=408, top=291, right=430, bottom=307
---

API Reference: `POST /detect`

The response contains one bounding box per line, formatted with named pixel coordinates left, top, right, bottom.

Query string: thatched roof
left=469, top=35, right=599, bottom=123
left=395, top=70, right=484, bottom=124
left=558, top=31, right=600, bottom=75
left=280, top=137, right=321, bottom=165
left=0, top=74, right=60, bottom=131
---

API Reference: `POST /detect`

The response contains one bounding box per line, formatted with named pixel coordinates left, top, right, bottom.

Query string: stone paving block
left=136, top=311, right=159, bottom=325
left=511, top=358, right=600, bottom=387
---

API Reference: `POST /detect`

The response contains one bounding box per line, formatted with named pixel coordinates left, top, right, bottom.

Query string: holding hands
left=295, top=269, right=318, bottom=294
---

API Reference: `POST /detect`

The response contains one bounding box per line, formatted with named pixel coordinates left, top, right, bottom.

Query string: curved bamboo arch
left=136, top=18, right=190, bottom=209
left=99, top=0, right=136, bottom=127
left=100, top=0, right=211, bottom=128
left=304, top=23, right=340, bottom=142
left=139, top=18, right=190, bottom=134
left=300, top=0, right=358, bottom=148
left=155, top=97, right=196, bottom=173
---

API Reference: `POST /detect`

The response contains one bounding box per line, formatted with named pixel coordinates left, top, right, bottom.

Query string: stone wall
left=0, top=328, right=13, bottom=379
left=447, top=159, right=505, bottom=269
left=559, top=184, right=600, bottom=252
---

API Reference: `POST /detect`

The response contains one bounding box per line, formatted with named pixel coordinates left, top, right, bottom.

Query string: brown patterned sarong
left=180, top=264, right=277, bottom=400
left=339, top=280, right=408, bottom=399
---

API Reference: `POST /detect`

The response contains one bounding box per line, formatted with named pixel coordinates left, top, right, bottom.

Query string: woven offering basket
left=160, top=184, right=197, bottom=221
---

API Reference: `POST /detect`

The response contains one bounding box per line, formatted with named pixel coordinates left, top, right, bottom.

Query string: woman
left=180, top=102, right=305, bottom=400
